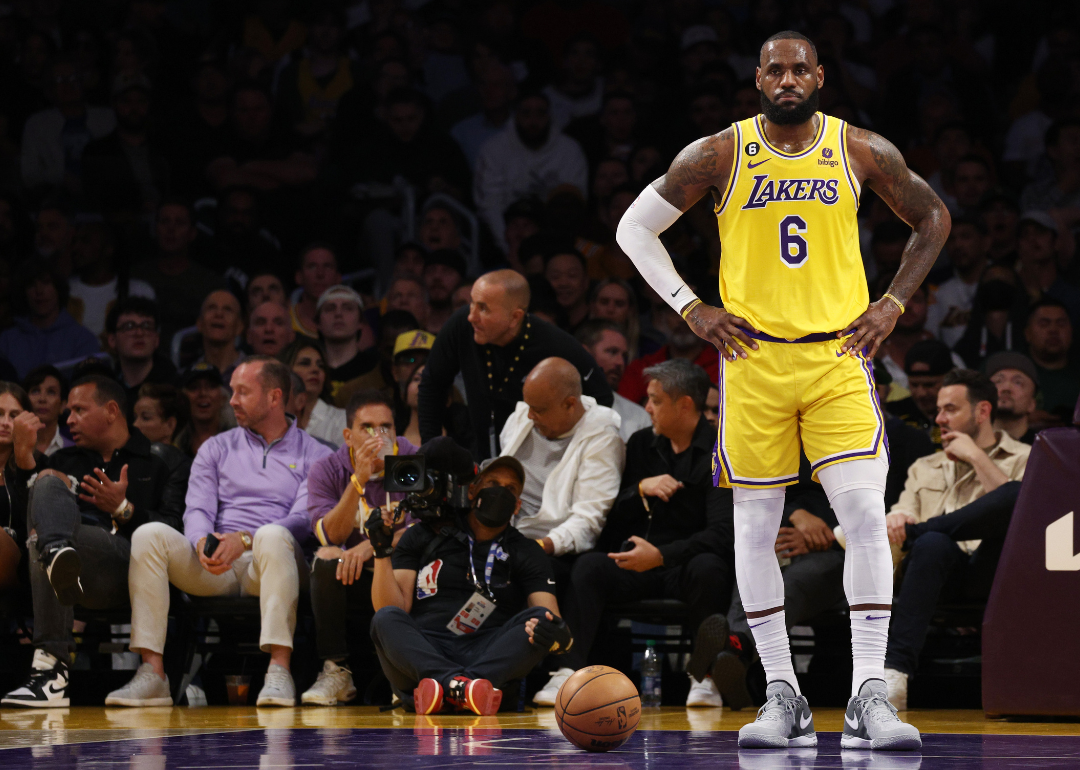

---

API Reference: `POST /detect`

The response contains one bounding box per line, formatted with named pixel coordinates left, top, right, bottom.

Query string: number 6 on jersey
left=780, top=215, right=808, bottom=268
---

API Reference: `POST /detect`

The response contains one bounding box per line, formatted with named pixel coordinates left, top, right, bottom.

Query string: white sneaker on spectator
left=883, top=668, right=909, bottom=711
left=686, top=675, right=723, bottom=708
left=533, top=668, right=574, bottom=706
left=257, top=664, right=296, bottom=707
left=104, top=663, right=172, bottom=707
left=301, top=660, right=357, bottom=706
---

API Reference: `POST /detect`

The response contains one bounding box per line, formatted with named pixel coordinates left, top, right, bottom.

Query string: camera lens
left=393, top=462, right=421, bottom=487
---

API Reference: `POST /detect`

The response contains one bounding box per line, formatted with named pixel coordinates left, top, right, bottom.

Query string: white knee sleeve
left=733, top=486, right=786, bottom=613
left=819, top=457, right=892, bottom=606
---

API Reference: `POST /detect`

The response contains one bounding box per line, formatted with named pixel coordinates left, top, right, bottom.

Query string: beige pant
left=129, top=522, right=304, bottom=654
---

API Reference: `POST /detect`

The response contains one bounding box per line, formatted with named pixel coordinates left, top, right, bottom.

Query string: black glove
left=364, top=507, right=395, bottom=558
left=531, top=613, right=574, bottom=654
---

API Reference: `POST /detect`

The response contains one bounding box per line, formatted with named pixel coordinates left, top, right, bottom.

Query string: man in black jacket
left=532, top=360, right=735, bottom=707
left=1, top=374, right=189, bottom=708
left=418, top=269, right=613, bottom=460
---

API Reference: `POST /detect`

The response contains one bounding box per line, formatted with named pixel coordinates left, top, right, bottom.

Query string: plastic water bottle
left=641, top=640, right=662, bottom=707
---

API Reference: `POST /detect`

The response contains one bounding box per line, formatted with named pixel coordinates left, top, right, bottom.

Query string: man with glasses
left=302, top=390, right=419, bottom=705
left=105, top=297, right=177, bottom=415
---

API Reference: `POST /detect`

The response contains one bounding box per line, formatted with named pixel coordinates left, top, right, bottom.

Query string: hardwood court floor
left=1, top=706, right=1077, bottom=768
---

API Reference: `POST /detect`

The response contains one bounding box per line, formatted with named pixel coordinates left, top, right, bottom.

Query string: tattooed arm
left=619, top=128, right=760, bottom=360
left=842, top=125, right=951, bottom=357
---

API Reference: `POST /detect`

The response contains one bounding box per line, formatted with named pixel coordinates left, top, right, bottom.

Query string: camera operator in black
left=368, top=438, right=572, bottom=715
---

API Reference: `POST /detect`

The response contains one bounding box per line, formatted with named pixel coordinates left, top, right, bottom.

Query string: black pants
left=29, top=475, right=131, bottom=659
left=727, top=548, right=848, bottom=640
left=885, top=481, right=1021, bottom=676
left=561, top=551, right=734, bottom=670
left=370, top=605, right=551, bottom=708
left=310, top=556, right=375, bottom=662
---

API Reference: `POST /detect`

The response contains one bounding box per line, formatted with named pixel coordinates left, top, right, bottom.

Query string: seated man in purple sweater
left=105, top=356, right=333, bottom=707
left=302, top=389, right=418, bottom=706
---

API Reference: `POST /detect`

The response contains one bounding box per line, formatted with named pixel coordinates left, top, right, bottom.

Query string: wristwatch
left=113, top=499, right=134, bottom=523
left=239, top=531, right=253, bottom=550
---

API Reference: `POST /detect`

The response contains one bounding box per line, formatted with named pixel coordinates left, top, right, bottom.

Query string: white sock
left=850, top=610, right=890, bottom=694
left=748, top=610, right=800, bottom=695
left=733, top=486, right=799, bottom=695
left=818, top=457, right=893, bottom=697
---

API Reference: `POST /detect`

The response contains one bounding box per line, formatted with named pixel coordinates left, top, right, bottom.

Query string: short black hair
left=574, top=319, right=626, bottom=349
left=72, top=373, right=128, bottom=414
left=761, top=31, right=818, bottom=63
left=23, top=365, right=69, bottom=401
left=346, top=389, right=393, bottom=427
left=942, top=368, right=998, bottom=422
left=1027, top=295, right=1071, bottom=322
left=106, top=296, right=160, bottom=334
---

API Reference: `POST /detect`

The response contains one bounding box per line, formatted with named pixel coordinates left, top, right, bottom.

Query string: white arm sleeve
left=615, top=184, right=697, bottom=313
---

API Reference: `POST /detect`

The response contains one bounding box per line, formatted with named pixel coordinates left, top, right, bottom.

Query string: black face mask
left=472, top=486, right=517, bottom=528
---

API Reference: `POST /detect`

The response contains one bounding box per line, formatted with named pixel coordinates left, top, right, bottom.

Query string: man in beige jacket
left=882, top=369, right=1030, bottom=709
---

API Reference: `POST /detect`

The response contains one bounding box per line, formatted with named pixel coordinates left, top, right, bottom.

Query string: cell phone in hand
left=619, top=540, right=636, bottom=553
left=204, top=533, right=220, bottom=558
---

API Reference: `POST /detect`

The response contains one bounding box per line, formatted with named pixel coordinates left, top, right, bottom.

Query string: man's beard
left=995, top=406, right=1023, bottom=421
left=761, top=86, right=820, bottom=125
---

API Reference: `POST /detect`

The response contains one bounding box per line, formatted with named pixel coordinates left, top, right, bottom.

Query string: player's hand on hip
left=639, top=474, right=682, bottom=501
left=840, top=298, right=902, bottom=359
left=788, top=509, right=835, bottom=551
left=685, top=303, right=758, bottom=361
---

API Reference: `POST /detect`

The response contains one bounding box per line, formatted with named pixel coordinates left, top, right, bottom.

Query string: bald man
left=419, top=270, right=613, bottom=460
left=196, top=290, right=245, bottom=380
left=498, top=357, right=624, bottom=580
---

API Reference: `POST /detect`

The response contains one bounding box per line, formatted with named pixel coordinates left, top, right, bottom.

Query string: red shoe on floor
left=413, top=678, right=444, bottom=715
left=446, top=676, right=502, bottom=716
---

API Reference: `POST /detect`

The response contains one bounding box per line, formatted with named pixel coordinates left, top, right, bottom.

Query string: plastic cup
left=226, top=675, right=251, bottom=705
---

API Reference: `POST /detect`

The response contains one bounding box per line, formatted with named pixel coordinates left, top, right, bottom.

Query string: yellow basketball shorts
left=712, top=335, right=888, bottom=488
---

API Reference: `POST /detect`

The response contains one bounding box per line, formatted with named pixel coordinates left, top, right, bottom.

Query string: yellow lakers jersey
left=715, top=113, right=867, bottom=339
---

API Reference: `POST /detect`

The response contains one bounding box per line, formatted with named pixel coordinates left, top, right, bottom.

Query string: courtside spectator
left=419, top=270, right=612, bottom=460
left=107, top=357, right=332, bottom=707
left=880, top=370, right=1030, bottom=710
left=986, top=352, right=1040, bottom=444
left=0, top=264, right=99, bottom=379
left=290, top=244, right=342, bottom=338
left=131, top=200, right=227, bottom=345
left=303, top=390, right=418, bottom=705
left=575, top=320, right=650, bottom=441
left=175, top=363, right=232, bottom=457
left=1024, top=298, right=1080, bottom=421
left=106, top=297, right=177, bottom=411
left=0, top=385, right=38, bottom=601
left=194, top=290, right=245, bottom=380
left=67, top=221, right=155, bottom=341
left=499, top=357, right=624, bottom=584
left=24, top=365, right=72, bottom=456
left=536, top=360, right=734, bottom=708
left=369, top=437, right=570, bottom=715
left=133, top=383, right=188, bottom=446
left=2, top=375, right=188, bottom=708
left=318, top=285, right=381, bottom=406
left=280, top=339, right=346, bottom=447
left=247, top=300, right=296, bottom=358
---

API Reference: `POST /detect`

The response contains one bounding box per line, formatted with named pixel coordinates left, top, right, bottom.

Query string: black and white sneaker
left=1, top=649, right=70, bottom=708
left=43, top=544, right=83, bottom=606
left=841, top=678, right=922, bottom=751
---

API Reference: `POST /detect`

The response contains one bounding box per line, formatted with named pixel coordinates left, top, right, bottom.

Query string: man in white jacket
left=473, top=92, right=589, bottom=253
left=499, top=357, right=625, bottom=590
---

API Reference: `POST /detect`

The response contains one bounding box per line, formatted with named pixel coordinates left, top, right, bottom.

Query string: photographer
left=369, top=438, right=572, bottom=715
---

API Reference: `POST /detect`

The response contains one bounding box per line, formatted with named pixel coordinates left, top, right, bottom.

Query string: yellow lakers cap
left=393, top=329, right=436, bottom=358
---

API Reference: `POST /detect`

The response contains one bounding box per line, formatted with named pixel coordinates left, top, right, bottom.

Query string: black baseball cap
left=182, top=362, right=224, bottom=389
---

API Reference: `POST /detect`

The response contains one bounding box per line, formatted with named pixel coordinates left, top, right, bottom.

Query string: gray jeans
left=28, top=475, right=131, bottom=659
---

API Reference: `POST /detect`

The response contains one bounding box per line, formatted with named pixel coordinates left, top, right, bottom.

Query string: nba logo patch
left=416, top=559, right=442, bottom=599
left=822, top=147, right=833, bottom=158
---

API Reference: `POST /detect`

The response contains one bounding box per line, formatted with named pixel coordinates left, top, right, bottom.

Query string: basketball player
left=617, top=32, right=949, bottom=751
